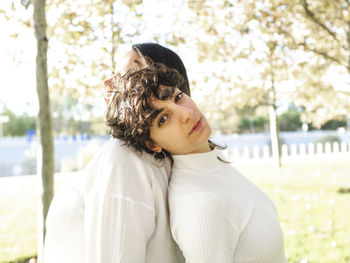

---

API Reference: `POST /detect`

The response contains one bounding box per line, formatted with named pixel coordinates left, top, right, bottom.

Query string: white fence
left=222, top=142, right=350, bottom=161
left=1, top=135, right=350, bottom=176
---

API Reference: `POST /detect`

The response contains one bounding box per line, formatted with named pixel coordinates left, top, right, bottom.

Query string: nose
left=177, top=105, right=193, bottom=123
left=103, top=73, right=121, bottom=92
left=103, top=77, right=113, bottom=88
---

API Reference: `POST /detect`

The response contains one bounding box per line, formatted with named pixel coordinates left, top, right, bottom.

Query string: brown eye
left=158, top=115, right=168, bottom=126
left=175, top=92, right=183, bottom=103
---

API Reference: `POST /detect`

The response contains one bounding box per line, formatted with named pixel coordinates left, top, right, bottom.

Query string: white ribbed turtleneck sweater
left=169, top=149, right=287, bottom=263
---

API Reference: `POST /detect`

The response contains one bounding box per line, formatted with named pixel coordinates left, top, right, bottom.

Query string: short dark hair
left=132, top=43, right=190, bottom=96
left=105, top=57, right=186, bottom=160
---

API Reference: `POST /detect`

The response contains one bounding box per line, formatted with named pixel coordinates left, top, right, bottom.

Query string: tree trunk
left=33, top=0, right=54, bottom=261
left=268, top=46, right=282, bottom=168
left=347, top=20, right=350, bottom=73
left=109, top=0, right=118, bottom=73
left=269, top=104, right=281, bottom=168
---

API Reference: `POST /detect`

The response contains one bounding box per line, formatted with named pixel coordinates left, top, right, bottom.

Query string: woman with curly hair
left=106, top=58, right=287, bottom=263
left=43, top=43, right=187, bottom=263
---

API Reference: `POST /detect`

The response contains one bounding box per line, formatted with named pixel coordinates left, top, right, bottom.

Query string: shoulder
left=104, top=139, right=142, bottom=160
left=87, top=138, right=153, bottom=170
left=103, top=139, right=169, bottom=169
left=82, top=138, right=169, bottom=193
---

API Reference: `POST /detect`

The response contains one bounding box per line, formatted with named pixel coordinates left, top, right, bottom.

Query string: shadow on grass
left=338, top=187, right=350, bottom=194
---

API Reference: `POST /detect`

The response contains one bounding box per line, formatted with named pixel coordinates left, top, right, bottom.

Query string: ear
left=145, top=140, right=162, bottom=153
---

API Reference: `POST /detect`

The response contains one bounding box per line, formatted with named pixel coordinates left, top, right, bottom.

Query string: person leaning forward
left=43, top=43, right=188, bottom=263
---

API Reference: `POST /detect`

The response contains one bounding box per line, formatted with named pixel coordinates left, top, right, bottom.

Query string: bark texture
left=33, top=0, right=54, bottom=261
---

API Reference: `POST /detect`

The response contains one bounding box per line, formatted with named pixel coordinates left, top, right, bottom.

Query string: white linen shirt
left=44, top=139, right=184, bottom=263
left=169, top=149, right=287, bottom=263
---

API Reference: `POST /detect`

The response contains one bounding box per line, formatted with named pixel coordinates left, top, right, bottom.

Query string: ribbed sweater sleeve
left=171, top=192, right=240, bottom=263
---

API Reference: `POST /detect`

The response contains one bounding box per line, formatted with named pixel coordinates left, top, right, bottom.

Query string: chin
left=202, top=122, right=212, bottom=141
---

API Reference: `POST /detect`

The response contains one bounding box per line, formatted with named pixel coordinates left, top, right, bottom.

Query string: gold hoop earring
left=152, top=150, right=166, bottom=160
left=152, top=150, right=166, bottom=167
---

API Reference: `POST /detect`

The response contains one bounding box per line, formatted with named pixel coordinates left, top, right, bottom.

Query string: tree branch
left=299, top=42, right=345, bottom=66
left=301, top=0, right=339, bottom=42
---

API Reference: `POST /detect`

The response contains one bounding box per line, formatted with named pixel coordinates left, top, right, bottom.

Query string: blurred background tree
left=0, top=104, right=36, bottom=136
left=290, top=0, right=350, bottom=127
left=1, top=0, right=349, bottom=136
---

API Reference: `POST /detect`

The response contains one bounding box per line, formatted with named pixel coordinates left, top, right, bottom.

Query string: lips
left=190, top=118, right=203, bottom=135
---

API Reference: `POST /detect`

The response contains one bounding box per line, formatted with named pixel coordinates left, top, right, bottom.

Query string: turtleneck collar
left=172, top=148, right=220, bottom=173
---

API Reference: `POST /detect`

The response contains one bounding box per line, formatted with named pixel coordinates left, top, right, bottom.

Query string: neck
left=190, top=141, right=212, bottom=154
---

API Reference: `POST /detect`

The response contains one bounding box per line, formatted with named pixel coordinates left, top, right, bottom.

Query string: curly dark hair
left=132, top=43, right=190, bottom=96
left=105, top=57, right=187, bottom=160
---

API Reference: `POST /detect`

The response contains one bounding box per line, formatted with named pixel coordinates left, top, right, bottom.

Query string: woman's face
left=148, top=86, right=212, bottom=155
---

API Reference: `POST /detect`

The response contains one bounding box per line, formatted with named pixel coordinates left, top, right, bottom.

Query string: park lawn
left=0, top=176, right=37, bottom=263
left=0, top=174, right=69, bottom=263
left=235, top=157, right=350, bottom=263
left=0, top=158, right=350, bottom=263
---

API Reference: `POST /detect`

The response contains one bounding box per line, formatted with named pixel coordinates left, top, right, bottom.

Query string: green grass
left=235, top=157, right=350, bottom=263
left=0, top=174, right=69, bottom=263
left=1, top=158, right=350, bottom=263
left=0, top=176, right=37, bottom=263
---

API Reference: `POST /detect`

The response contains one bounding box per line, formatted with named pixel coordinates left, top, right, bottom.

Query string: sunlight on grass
left=0, top=176, right=38, bottom=263
left=0, top=174, right=70, bottom=263
left=235, top=158, right=350, bottom=263
left=1, top=159, right=350, bottom=262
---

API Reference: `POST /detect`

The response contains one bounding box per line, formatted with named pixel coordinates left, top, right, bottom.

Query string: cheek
left=149, top=128, right=159, bottom=143
left=190, top=101, right=202, bottom=115
left=150, top=128, right=173, bottom=146
left=151, top=127, right=186, bottom=149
